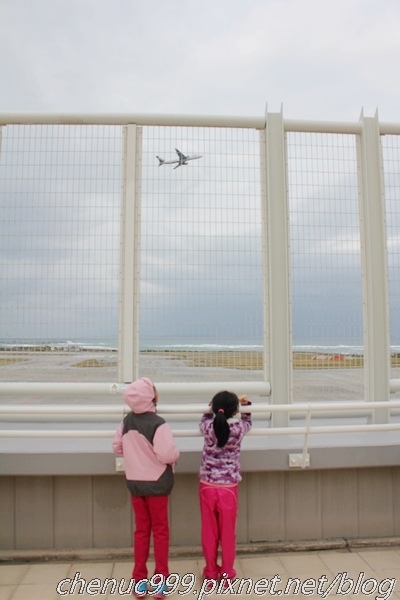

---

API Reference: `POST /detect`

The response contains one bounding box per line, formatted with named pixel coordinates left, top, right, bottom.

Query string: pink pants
left=131, top=495, right=170, bottom=581
left=199, top=482, right=238, bottom=580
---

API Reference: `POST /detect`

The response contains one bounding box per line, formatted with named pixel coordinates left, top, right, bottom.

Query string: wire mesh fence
left=0, top=117, right=399, bottom=401
left=139, top=126, right=263, bottom=382
left=0, top=124, right=121, bottom=382
left=382, top=134, right=400, bottom=389
left=287, top=131, right=363, bottom=401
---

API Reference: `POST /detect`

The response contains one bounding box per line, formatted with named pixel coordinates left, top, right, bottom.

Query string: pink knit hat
left=123, top=377, right=156, bottom=414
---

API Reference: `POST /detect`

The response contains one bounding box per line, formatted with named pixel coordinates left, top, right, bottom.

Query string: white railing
left=1, top=378, right=400, bottom=396
left=3, top=398, right=400, bottom=471
left=2, top=111, right=400, bottom=134
left=0, top=381, right=271, bottom=397
left=2, top=399, right=400, bottom=435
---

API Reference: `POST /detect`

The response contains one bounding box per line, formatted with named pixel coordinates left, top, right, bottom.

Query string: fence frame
left=1, top=107, right=400, bottom=423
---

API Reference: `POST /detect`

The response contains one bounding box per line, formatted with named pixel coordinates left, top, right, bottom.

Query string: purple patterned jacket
left=199, top=413, right=252, bottom=485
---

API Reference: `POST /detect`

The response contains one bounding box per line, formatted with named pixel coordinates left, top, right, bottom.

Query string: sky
left=1, top=0, right=400, bottom=121
left=1, top=0, right=400, bottom=349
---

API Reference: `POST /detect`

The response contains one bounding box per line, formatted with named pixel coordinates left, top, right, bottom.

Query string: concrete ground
left=1, top=545, right=400, bottom=599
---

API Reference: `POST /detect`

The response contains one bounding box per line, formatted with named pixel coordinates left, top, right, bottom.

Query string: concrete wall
left=2, top=467, right=400, bottom=551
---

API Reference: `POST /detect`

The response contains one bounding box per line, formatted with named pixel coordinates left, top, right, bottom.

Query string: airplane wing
left=175, top=148, right=187, bottom=161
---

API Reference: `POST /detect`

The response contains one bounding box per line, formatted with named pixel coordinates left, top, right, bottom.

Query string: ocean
left=3, top=337, right=400, bottom=355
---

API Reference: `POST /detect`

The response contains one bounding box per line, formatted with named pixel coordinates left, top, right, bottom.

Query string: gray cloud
left=1, top=0, right=400, bottom=119
left=1, top=2, right=400, bottom=347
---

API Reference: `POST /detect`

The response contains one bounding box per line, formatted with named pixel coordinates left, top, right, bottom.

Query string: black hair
left=212, top=391, right=239, bottom=448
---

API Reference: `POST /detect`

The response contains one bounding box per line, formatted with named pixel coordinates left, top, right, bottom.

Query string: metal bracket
left=289, top=453, right=310, bottom=468
left=115, top=457, right=125, bottom=472
left=289, top=404, right=311, bottom=468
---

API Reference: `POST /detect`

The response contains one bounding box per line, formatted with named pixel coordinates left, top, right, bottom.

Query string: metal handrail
left=0, top=381, right=271, bottom=397
left=1, top=378, right=400, bottom=395
left=2, top=423, right=400, bottom=438
left=2, top=399, right=400, bottom=414
left=2, top=400, right=400, bottom=438
left=2, top=112, right=400, bottom=135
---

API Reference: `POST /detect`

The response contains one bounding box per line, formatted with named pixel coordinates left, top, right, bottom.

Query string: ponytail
left=212, top=391, right=239, bottom=448
left=213, top=411, right=230, bottom=448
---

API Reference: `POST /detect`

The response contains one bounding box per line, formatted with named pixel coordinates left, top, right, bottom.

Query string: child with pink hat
left=113, top=377, right=179, bottom=598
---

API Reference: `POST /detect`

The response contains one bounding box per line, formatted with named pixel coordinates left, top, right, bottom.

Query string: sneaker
left=153, top=582, right=166, bottom=599
left=202, top=578, right=218, bottom=593
left=133, top=580, right=147, bottom=598
left=219, top=578, right=234, bottom=592
left=202, top=564, right=221, bottom=583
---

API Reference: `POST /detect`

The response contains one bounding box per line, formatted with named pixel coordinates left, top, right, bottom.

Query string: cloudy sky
left=1, top=0, right=400, bottom=121
left=1, top=0, right=400, bottom=350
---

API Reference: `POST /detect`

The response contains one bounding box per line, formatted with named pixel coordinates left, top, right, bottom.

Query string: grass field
left=3, top=350, right=400, bottom=371
left=141, top=350, right=367, bottom=370
left=0, top=358, right=26, bottom=366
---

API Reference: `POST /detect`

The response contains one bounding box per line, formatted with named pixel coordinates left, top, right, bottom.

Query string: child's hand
left=239, top=395, right=251, bottom=405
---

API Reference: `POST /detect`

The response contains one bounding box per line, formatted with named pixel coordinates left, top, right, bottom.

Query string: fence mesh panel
left=382, top=134, right=400, bottom=391
left=1, top=121, right=398, bottom=399
left=0, top=124, right=121, bottom=383
left=138, top=126, right=264, bottom=382
left=287, top=132, right=363, bottom=401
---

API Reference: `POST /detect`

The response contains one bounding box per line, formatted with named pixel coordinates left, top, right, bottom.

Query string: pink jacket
left=112, top=378, right=179, bottom=496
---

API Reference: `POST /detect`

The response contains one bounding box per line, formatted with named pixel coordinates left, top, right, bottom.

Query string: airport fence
left=1, top=109, right=400, bottom=427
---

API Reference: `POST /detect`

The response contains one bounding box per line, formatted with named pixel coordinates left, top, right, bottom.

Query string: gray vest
left=122, top=411, right=174, bottom=496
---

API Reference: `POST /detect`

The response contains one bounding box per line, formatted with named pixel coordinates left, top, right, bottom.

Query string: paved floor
left=1, top=546, right=400, bottom=599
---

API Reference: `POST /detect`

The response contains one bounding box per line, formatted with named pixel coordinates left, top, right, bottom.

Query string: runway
left=1, top=350, right=399, bottom=404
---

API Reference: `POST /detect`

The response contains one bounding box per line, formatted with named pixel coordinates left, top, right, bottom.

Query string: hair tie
left=218, top=408, right=224, bottom=414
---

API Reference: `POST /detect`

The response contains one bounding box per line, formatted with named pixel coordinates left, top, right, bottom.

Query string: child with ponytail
left=198, top=390, right=252, bottom=585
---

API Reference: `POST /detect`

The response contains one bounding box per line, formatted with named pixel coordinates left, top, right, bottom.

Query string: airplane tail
left=156, top=156, right=164, bottom=166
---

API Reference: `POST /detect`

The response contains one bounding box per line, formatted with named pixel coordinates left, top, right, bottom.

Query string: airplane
left=156, top=148, right=202, bottom=170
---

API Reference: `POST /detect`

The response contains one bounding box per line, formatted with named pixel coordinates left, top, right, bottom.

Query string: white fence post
left=263, top=107, right=292, bottom=426
left=119, top=125, right=142, bottom=382
left=357, top=110, right=390, bottom=421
